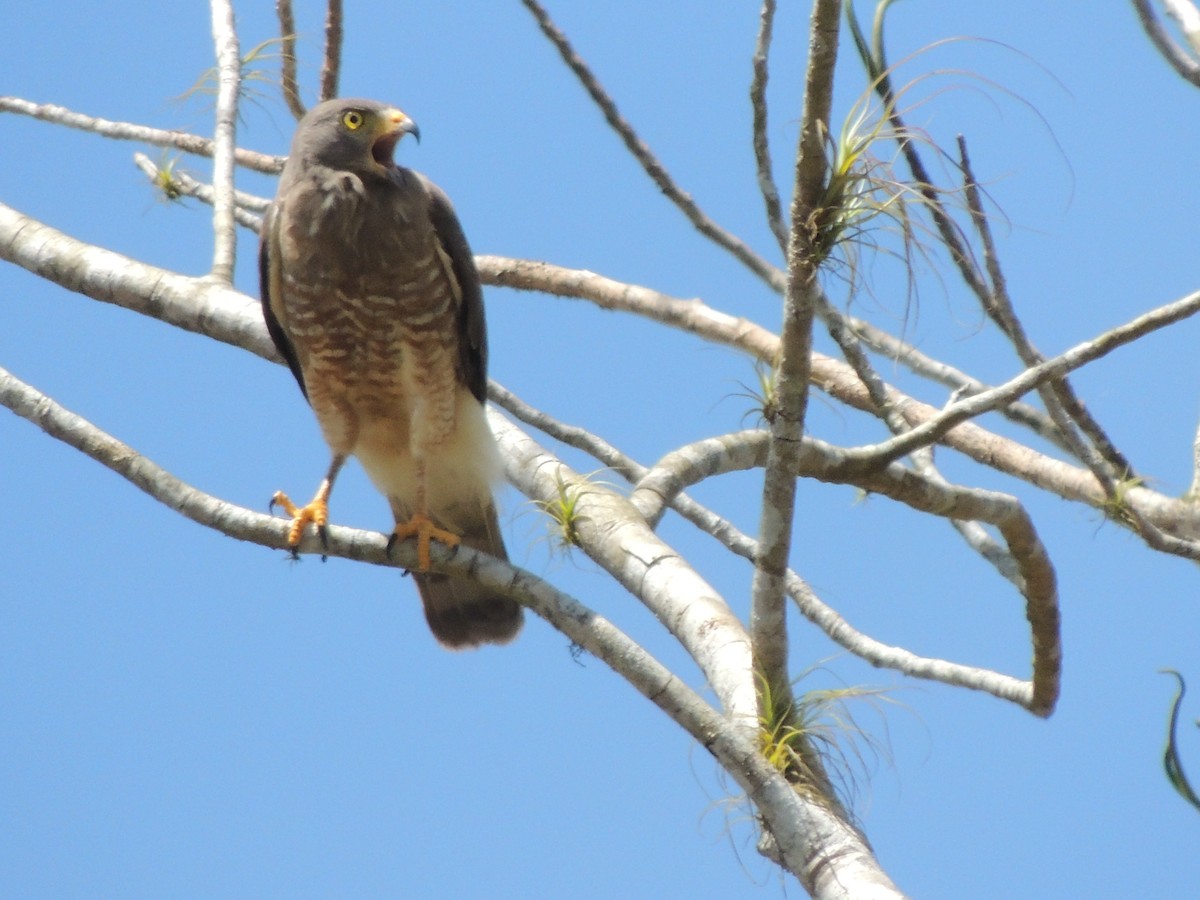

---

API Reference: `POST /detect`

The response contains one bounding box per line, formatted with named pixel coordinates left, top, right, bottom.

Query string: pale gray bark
left=6, top=2, right=1200, bottom=896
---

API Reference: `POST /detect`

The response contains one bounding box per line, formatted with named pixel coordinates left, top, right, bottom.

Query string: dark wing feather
left=422, top=176, right=488, bottom=404
left=259, top=203, right=309, bottom=400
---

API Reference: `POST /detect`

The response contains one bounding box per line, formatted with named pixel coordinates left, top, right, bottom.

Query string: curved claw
left=391, top=512, right=461, bottom=572
left=270, top=486, right=330, bottom=552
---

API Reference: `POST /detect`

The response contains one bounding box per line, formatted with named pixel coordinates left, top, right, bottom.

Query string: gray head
left=289, top=98, right=421, bottom=175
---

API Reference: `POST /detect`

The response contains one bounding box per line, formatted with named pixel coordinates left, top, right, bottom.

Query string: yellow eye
left=341, top=110, right=366, bottom=130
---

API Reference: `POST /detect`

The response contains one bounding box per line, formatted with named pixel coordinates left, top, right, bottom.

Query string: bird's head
left=291, top=98, right=420, bottom=175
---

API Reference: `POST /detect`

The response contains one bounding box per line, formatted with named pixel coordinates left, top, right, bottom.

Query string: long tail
left=411, top=501, right=522, bottom=649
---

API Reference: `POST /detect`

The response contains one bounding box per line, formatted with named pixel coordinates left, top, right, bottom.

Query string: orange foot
left=390, top=512, right=460, bottom=571
left=270, top=487, right=330, bottom=554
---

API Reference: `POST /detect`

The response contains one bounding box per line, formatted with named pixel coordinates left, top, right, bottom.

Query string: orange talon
left=271, top=483, right=331, bottom=549
left=392, top=512, right=460, bottom=571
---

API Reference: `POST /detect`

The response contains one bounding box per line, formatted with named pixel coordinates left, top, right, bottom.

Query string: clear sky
left=2, top=2, right=1198, bottom=897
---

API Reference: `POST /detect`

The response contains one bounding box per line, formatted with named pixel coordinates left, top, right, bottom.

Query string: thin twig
left=751, top=0, right=789, bottom=256
left=847, top=314, right=1068, bottom=451
left=319, top=0, right=344, bottom=102
left=207, top=0, right=242, bottom=284
left=518, top=0, right=786, bottom=292
left=276, top=0, right=306, bottom=118
left=839, top=287, right=1200, bottom=491
left=133, top=154, right=268, bottom=230
left=957, top=136, right=1133, bottom=479
left=0, top=97, right=283, bottom=173
left=488, top=382, right=644, bottom=482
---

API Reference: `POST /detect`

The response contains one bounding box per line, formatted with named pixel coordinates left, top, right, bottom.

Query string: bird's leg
left=271, top=454, right=347, bottom=555
left=389, top=457, right=460, bottom=571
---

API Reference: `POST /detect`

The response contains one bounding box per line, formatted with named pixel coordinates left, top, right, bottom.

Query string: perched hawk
left=259, top=97, right=522, bottom=648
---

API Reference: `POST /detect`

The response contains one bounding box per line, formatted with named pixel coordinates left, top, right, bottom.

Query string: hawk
left=259, top=97, right=522, bottom=648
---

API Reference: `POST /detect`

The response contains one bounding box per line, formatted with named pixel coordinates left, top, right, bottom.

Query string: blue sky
left=2, top=2, right=1198, bottom=897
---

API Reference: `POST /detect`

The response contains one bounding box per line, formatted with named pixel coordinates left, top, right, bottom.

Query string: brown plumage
left=260, top=97, right=522, bottom=648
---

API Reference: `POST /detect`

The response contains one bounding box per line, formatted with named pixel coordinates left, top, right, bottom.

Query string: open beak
left=371, top=109, right=420, bottom=167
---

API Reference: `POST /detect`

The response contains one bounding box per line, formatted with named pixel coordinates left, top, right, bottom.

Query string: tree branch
left=319, top=0, right=344, bottom=102
left=276, top=0, right=306, bottom=118
left=957, top=136, right=1132, bottom=481
left=0, top=347, right=903, bottom=896
left=132, top=154, right=267, bottom=231
left=207, top=0, right=242, bottom=284
left=750, top=0, right=842, bottom=729
left=0, top=201, right=277, bottom=363
left=475, top=252, right=1200, bottom=543
left=840, top=287, right=1200, bottom=487
left=751, top=0, right=789, bottom=256
left=1132, top=0, right=1200, bottom=86
left=518, top=0, right=786, bottom=292
left=489, top=412, right=759, bottom=724
left=0, top=97, right=284, bottom=173
left=630, top=429, right=1060, bottom=714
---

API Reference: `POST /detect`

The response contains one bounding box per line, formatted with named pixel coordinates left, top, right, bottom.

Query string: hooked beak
left=371, top=109, right=420, bottom=167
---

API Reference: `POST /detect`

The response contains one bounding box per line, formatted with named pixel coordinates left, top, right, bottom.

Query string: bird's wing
left=259, top=202, right=309, bottom=399
left=421, top=175, right=488, bottom=404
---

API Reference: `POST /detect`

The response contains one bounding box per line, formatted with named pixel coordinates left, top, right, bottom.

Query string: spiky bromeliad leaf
left=1161, top=669, right=1200, bottom=813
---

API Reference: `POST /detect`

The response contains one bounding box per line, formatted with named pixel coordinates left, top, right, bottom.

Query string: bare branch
left=319, top=0, right=344, bottom=102
left=627, top=430, right=1050, bottom=709
left=840, top=287, right=1200, bottom=485
left=132, top=154, right=267, bottom=231
left=846, top=314, right=1068, bottom=452
left=957, top=136, right=1132, bottom=480
left=518, top=0, right=785, bottom=291
left=5, top=203, right=1182, bottom=549
left=276, top=0, right=306, bottom=118
left=751, top=0, right=789, bottom=256
left=488, top=385, right=1045, bottom=707
left=489, top=410, right=905, bottom=894
left=1132, top=0, right=1200, bottom=86
left=207, top=0, right=242, bottom=284
left=750, top=0, right=842, bottom=719
left=0, top=201, right=276, bottom=363
left=477, top=254, right=780, bottom=359
left=0, top=97, right=284, bottom=173
left=475, top=253, right=1200, bottom=541
left=1165, top=0, right=1200, bottom=54
left=488, top=381, right=644, bottom=482
left=490, top=412, right=759, bottom=725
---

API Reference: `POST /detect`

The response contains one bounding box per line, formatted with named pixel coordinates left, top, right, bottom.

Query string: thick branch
left=0, top=201, right=276, bottom=363
left=631, top=429, right=1060, bottom=714
left=750, top=0, right=842, bottom=720
left=207, top=0, right=242, bottom=284
left=489, top=412, right=758, bottom=724
left=1, top=361, right=867, bottom=886
left=488, top=410, right=901, bottom=896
